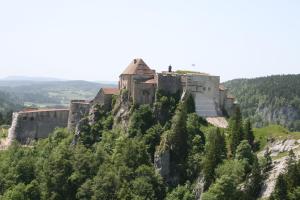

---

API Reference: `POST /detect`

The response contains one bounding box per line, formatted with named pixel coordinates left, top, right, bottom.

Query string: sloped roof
left=219, top=85, right=226, bottom=91
left=144, top=79, right=157, bottom=84
left=121, top=58, right=154, bottom=75
left=227, top=95, right=235, bottom=99
left=102, top=88, right=119, bottom=95
left=20, top=109, right=69, bottom=114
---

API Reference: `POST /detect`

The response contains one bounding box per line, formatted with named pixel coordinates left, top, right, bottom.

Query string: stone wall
left=133, top=82, right=156, bottom=105
left=92, top=89, right=116, bottom=111
left=224, top=97, right=235, bottom=116
left=8, top=109, right=69, bottom=144
left=157, top=73, right=182, bottom=94
left=182, top=74, right=222, bottom=117
left=67, top=100, right=91, bottom=131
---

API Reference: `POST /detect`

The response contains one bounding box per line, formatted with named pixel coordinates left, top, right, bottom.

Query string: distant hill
left=224, top=74, right=300, bottom=131
left=0, top=80, right=117, bottom=109
left=1, top=76, right=64, bottom=82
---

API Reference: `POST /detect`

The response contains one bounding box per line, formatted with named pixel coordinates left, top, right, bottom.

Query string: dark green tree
left=228, top=107, right=244, bottom=157
left=270, top=174, right=288, bottom=200
left=203, top=128, right=227, bottom=189
left=184, top=93, right=195, bottom=114
left=169, top=102, right=188, bottom=182
left=244, top=157, right=263, bottom=199
left=166, top=183, right=194, bottom=200
left=243, top=119, right=255, bottom=149
left=202, top=175, right=239, bottom=200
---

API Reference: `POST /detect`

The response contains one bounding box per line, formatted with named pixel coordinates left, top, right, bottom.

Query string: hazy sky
left=0, top=0, right=299, bottom=82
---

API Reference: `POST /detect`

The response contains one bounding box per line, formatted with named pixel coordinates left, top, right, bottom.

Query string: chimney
left=168, top=65, right=172, bottom=72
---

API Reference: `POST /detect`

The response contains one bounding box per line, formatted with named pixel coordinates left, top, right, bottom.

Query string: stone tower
left=119, top=58, right=156, bottom=104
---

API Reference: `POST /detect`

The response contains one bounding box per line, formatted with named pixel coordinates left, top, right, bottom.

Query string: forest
left=0, top=90, right=298, bottom=200
left=224, top=74, right=300, bottom=131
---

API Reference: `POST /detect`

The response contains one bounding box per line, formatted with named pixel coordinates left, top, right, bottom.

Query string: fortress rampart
left=67, top=100, right=91, bottom=131
left=8, top=58, right=236, bottom=144
left=8, top=109, right=69, bottom=144
left=157, top=73, right=182, bottom=94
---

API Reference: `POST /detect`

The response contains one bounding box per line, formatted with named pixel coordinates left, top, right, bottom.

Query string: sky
left=0, top=0, right=299, bottom=82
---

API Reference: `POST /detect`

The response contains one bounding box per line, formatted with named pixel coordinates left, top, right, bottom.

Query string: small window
left=30, top=117, right=34, bottom=121
left=23, top=117, right=27, bottom=120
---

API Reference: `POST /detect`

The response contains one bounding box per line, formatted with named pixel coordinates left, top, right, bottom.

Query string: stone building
left=119, top=58, right=236, bottom=118
left=92, top=88, right=119, bottom=110
left=119, top=58, right=156, bottom=105
left=8, top=57, right=236, bottom=144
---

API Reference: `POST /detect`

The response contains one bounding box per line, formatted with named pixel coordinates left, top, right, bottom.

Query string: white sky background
left=0, top=0, right=299, bottom=82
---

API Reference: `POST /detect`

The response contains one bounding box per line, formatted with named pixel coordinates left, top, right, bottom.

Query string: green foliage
left=128, top=105, right=155, bottom=137
left=0, top=86, right=274, bottom=200
left=202, top=175, right=239, bottom=200
left=166, top=183, right=194, bottom=200
left=154, top=90, right=180, bottom=125
left=224, top=75, right=300, bottom=131
left=203, top=128, right=226, bottom=189
left=253, top=124, right=300, bottom=151
left=227, top=107, right=244, bottom=156
left=270, top=174, right=288, bottom=200
left=244, top=157, right=263, bottom=199
left=184, top=93, right=195, bottom=114
left=244, top=119, right=255, bottom=149
left=168, top=102, right=189, bottom=182
left=235, top=140, right=253, bottom=163
left=143, top=124, right=164, bottom=161
left=270, top=150, right=300, bottom=200
left=215, top=159, right=245, bottom=184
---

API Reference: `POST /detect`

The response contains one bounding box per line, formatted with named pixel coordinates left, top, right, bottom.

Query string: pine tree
left=271, top=174, right=288, bottom=200
left=286, top=150, right=300, bottom=191
left=244, top=119, right=255, bottom=149
left=203, top=128, right=227, bottom=189
left=168, top=102, right=188, bottom=182
left=244, top=156, right=263, bottom=199
left=228, top=107, right=244, bottom=157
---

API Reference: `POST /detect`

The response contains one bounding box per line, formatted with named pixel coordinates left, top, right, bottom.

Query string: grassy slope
left=254, top=124, right=300, bottom=151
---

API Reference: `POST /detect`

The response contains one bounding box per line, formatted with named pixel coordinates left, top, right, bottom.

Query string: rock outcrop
left=154, top=149, right=171, bottom=182
left=259, top=139, right=300, bottom=199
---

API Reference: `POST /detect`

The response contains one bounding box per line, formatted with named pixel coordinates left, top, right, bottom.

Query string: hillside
left=0, top=80, right=116, bottom=108
left=224, top=74, right=300, bottom=131
left=0, top=91, right=23, bottom=124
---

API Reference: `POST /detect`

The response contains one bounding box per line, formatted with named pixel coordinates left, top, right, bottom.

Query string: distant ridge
left=1, top=76, right=65, bottom=82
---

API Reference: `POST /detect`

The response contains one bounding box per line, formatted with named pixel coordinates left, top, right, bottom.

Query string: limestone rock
left=154, top=149, right=170, bottom=182
left=258, top=139, right=300, bottom=199
left=194, top=175, right=205, bottom=200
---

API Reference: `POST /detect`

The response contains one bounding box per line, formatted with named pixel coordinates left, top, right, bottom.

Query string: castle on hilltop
left=118, top=58, right=235, bottom=117
left=8, top=58, right=236, bottom=144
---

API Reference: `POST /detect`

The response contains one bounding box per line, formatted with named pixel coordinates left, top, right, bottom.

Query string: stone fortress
left=8, top=58, right=236, bottom=144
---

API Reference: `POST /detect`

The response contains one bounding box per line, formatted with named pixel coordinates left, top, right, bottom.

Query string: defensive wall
left=8, top=109, right=69, bottom=144
left=67, top=100, right=91, bottom=131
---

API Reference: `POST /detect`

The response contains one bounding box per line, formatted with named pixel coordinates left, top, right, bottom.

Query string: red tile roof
left=20, top=109, right=69, bottom=114
left=102, top=88, right=120, bottom=95
left=121, top=58, right=154, bottom=75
